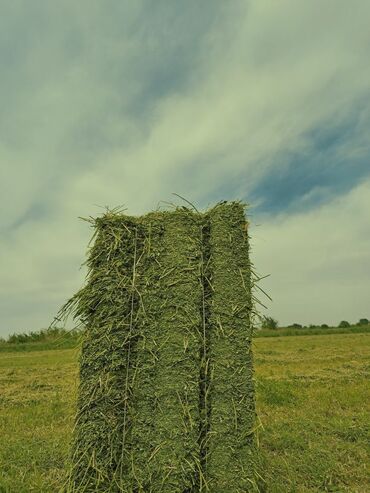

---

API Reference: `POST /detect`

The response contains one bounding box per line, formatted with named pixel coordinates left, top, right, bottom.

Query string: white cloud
left=1, top=1, right=370, bottom=334
left=251, top=178, right=370, bottom=326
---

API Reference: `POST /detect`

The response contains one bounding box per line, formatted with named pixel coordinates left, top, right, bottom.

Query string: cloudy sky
left=1, top=1, right=370, bottom=336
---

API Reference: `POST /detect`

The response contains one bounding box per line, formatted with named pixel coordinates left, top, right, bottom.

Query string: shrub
left=261, top=316, right=278, bottom=330
left=338, top=320, right=350, bottom=328
left=5, top=327, right=79, bottom=344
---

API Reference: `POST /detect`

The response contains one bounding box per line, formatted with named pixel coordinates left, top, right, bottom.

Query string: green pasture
left=0, top=332, right=369, bottom=492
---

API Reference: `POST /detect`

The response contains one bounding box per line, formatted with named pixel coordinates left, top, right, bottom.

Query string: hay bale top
left=91, top=199, right=248, bottom=226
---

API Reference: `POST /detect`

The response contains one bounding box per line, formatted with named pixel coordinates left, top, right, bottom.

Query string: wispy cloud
left=1, top=1, right=370, bottom=334
left=250, top=104, right=370, bottom=214
left=252, top=178, right=370, bottom=326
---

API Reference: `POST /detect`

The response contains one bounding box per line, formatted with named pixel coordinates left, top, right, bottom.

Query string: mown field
left=0, top=332, right=369, bottom=492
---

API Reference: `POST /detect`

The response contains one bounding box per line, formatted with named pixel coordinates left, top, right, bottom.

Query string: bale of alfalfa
left=64, top=214, right=146, bottom=491
left=205, top=202, right=257, bottom=492
left=129, top=210, right=204, bottom=491
left=63, top=209, right=206, bottom=492
left=61, top=201, right=259, bottom=492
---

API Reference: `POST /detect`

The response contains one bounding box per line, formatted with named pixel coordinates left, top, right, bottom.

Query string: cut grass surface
left=255, top=333, right=370, bottom=493
left=0, top=349, right=77, bottom=493
left=0, top=333, right=369, bottom=492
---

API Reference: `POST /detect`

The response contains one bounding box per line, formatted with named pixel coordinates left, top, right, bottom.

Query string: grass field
left=0, top=332, right=369, bottom=492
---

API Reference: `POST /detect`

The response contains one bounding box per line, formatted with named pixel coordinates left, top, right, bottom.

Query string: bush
left=321, top=324, right=329, bottom=328
left=357, top=318, right=369, bottom=326
left=261, top=316, right=279, bottom=330
left=5, top=327, right=79, bottom=344
left=338, top=320, right=350, bottom=328
left=288, top=323, right=302, bottom=329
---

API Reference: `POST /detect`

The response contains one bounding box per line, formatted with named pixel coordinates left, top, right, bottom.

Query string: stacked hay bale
left=129, top=211, right=203, bottom=492
left=206, top=203, right=256, bottom=492
left=64, top=202, right=258, bottom=493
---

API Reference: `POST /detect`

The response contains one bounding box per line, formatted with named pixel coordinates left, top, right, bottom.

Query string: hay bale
left=65, top=214, right=146, bottom=491
left=206, top=202, right=257, bottom=492
left=129, top=210, right=203, bottom=491
left=62, top=202, right=258, bottom=492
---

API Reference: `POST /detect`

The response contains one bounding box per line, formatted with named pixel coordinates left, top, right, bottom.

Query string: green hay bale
left=124, top=213, right=165, bottom=491
left=129, top=210, right=203, bottom=491
left=65, top=215, right=146, bottom=492
left=60, top=202, right=259, bottom=492
left=206, top=202, right=257, bottom=492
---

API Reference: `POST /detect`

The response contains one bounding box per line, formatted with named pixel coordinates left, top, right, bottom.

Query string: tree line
left=260, top=316, right=369, bottom=330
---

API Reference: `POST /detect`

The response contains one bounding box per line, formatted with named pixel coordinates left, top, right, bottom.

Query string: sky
left=1, top=1, right=370, bottom=337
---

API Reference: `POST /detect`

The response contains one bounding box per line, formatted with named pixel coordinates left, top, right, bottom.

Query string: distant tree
left=261, top=316, right=279, bottom=330
left=357, top=318, right=369, bottom=326
left=321, top=324, right=329, bottom=328
left=338, top=320, right=350, bottom=328
left=308, top=324, right=316, bottom=329
left=288, top=323, right=302, bottom=329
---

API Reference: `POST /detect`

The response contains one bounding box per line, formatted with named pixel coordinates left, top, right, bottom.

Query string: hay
left=65, top=214, right=145, bottom=492
left=206, top=202, right=257, bottom=492
left=60, top=201, right=259, bottom=492
left=129, top=211, right=203, bottom=491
